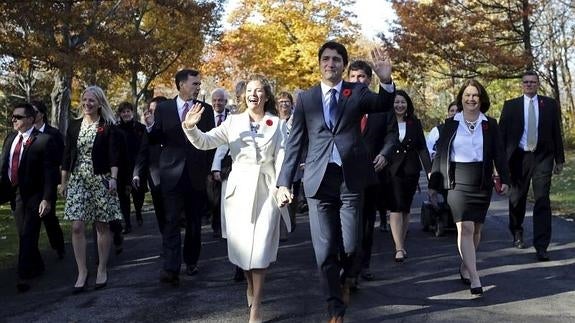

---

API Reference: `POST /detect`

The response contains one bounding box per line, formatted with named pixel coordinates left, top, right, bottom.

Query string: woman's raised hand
left=182, top=102, right=205, bottom=129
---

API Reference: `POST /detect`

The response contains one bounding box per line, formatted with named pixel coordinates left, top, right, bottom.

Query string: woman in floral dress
left=60, top=86, right=122, bottom=292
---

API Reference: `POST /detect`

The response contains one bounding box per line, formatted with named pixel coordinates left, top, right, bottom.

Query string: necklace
left=83, top=117, right=100, bottom=127
left=464, top=118, right=479, bottom=133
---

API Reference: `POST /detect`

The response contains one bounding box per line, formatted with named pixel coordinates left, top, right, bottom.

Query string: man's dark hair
left=348, top=60, right=372, bottom=78
left=13, top=102, right=37, bottom=118
left=447, top=101, right=457, bottom=112
left=522, top=70, right=539, bottom=80
left=30, top=100, right=48, bottom=123
left=174, top=69, right=199, bottom=91
left=456, top=79, right=491, bottom=113
left=117, top=101, right=134, bottom=114
left=318, top=41, right=349, bottom=67
left=150, top=96, right=168, bottom=105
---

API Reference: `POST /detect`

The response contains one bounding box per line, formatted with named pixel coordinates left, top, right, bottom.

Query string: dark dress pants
left=118, top=186, right=132, bottom=229
left=206, top=174, right=222, bottom=234
left=509, top=149, right=554, bottom=251
left=41, top=198, right=64, bottom=253
left=148, top=177, right=166, bottom=234
left=306, top=163, right=362, bottom=318
left=13, top=191, right=45, bottom=279
left=162, top=173, right=204, bottom=274
left=360, top=183, right=381, bottom=269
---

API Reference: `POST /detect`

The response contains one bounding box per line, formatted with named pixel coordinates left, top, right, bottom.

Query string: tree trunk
left=51, top=69, right=72, bottom=137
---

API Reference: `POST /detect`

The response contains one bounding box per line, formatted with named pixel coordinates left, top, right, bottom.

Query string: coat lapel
left=481, top=119, right=491, bottom=160
left=333, top=82, right=352, bottom=132
left=19, top=129, right=38, bottom=170
left=310, top=85, right=329, bottom=131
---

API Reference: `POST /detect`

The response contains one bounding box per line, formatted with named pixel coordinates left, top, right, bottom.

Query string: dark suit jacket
left=0, top=129, right=58, bottom=204
left=429, top=116, right=510, bottom=191
left=382, top=117, right=432, bottom=177
left=42, top=124, right=65, bottom=167
left=362, top=112, right=393, bottom=161
left=499, top=95, right=565, bottom=164
left=62, top=118, right=122, bottom=175
left=278, top=81, right=394, bottom=196
left=147, top=97, right=215, bottom=191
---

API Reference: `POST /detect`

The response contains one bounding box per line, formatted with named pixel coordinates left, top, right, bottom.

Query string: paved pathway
left=1, top=183, right=574, bottom=322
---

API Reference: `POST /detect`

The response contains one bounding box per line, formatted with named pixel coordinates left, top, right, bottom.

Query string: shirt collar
left=177, top=96, right=193, bottom=109
left=36, top=123, right=46, bottom=132
left=18, top=126, right=35, bottom=138
left=453, top=112, right=487, bottom=122
left=320, top=80, right=343, bottom=96
left=523, top=94, right=538, bottom=103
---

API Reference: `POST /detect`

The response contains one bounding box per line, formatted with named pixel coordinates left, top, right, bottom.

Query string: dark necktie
left=181, top=102, right=191, bottom=121
left=360, top=114, right=368, bottom=133
left=10, top=134, right=24, bottom=186
left=526, top=99, right=537, bottom=151
left=216, top=114, right=224, bottom=126
left=329, top=88, right=338, bottom=129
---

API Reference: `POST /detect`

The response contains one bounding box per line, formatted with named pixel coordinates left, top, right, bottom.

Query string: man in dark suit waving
left=499, top=71, right=565, bottom=261
left=0, top=103, right=58, bottom=292
left=277, top=41, right=395, bottom=322
left=147, top=69, right=215, bottom=284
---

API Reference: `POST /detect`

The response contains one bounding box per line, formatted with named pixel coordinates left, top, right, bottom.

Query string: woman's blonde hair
left=78, top=86, right=117, bottom=124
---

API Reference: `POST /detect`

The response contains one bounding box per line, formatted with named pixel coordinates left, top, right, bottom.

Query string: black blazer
left=382, top=117, right=432, bottom=177
left=499, top=95, right=565, bottom=164
left=62, top=118, right=122, bottom=175
left=42, top=124, right=65, bottom=167
left=0, top=129, right=58, bottom=203
left=362, top=112, right=394, bottom=161
left=429, top=116, right=510, bottom=191
left=147, top=97, right=215, bottom=191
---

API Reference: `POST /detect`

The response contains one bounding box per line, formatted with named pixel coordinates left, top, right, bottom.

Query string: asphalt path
left=1, top=180, right=574, bottom=322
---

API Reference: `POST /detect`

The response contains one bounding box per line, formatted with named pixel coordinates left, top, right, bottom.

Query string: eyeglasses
left=522, top=81, right=538, bottom=84
left=278, top=101, right=292, bottom=106
left=12, top=114, right=29, bottom=120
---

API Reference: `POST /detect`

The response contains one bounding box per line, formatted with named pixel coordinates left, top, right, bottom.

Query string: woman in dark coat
left=429, top=79, right=510, bottom=296
left=382, top=90, right=432, bottom=262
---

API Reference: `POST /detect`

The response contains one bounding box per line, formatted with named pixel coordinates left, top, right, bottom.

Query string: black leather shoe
left=361, top=269, right=375, bottom=281
left=95, top=272, right=108, bottom=290
left=536, top=249, right=550, bottom=261
left=159, top=270, right=180, bottom=286
left=185, top=265, right=199, bottom=276
left=470, top=286, right=483, bottom=296
left=513, top=232, right=525, bottom=249
left=136, top=217, right=143, bottom=226
left=16, top=281, right=31, bottom=293
left=122, top=227, right=132, bottom=234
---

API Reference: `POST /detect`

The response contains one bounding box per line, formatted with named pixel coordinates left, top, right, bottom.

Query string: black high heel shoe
left=459, top=267, right=471, bottom=286
left=95, top=272, right=108, bottom=290
left=73, top=273, right=89, bottom=294
left=470, top=286, right=483, bottom=296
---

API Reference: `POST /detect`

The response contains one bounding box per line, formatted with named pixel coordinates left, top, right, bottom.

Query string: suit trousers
left=13, top=190, right=45, bottom=279
left=360, top=183, right=384, bottom=269
left=306, top=163, right=362, bottom=318
left=206, top=174, right=222, bottom=234
left=508, top=149, right=554, bottom=251
left=162, top=172, right=204, bottom=274
left=148, top=177, right=166, bottom=234
left=41, top=198, right=64, bottom=252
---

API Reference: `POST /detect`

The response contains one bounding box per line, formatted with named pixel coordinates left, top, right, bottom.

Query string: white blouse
left=398, top=121, right=406, bottom=142
left=450, top=112, right=487, bottom=162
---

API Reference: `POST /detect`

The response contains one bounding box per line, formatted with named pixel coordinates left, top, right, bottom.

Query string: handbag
left=220, top=150, right=232, bottom=179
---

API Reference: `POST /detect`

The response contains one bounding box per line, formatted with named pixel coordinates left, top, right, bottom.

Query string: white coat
left=183, top=111, right=290, bottom=269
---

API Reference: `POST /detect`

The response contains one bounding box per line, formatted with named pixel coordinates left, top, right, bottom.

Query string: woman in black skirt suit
left=429, top=79, right=510, bottom=296
left=382, top=90, right=432, bottom=262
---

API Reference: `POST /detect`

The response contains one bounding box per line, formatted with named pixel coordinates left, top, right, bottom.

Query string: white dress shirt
left=426, top=126, right=440, bottom=157
left=450, top=112, right=487, bottom=162
left=398, top=121, right=406, bottom=142
left=176, top=96, right=194, bottom=122
left=320, top=81, right=344, bottom=165
left=519, top=94, right=539, bottom=151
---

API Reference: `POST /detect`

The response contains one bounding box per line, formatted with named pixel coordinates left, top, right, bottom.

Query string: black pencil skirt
left=447, top=162, right=492, bottom=223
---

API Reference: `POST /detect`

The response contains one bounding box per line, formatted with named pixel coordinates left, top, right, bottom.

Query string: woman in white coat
left=182, top=74, right=289, bottom=323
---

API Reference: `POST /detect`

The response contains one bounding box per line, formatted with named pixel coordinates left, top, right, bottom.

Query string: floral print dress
left=63, top=122, right=122, bottom=222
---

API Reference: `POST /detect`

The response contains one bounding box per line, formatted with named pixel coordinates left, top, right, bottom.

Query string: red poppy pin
left=342, top=88, right=352, bottom=97
left=265, top=119, right=273, bottom=126
left=97, top=126, right=105, bottom=133
left=482, top=123, right=488, bottom=130
left=539, top=99, right=544, bottom=108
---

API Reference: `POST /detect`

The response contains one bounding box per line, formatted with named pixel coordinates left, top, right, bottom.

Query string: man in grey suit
left=277, top=41, right=394, bottom=322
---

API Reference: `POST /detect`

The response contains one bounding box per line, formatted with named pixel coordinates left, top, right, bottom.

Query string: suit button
left=403, top=150, right=407, bottom=153
left=396, top=150, right=400, bottom=153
